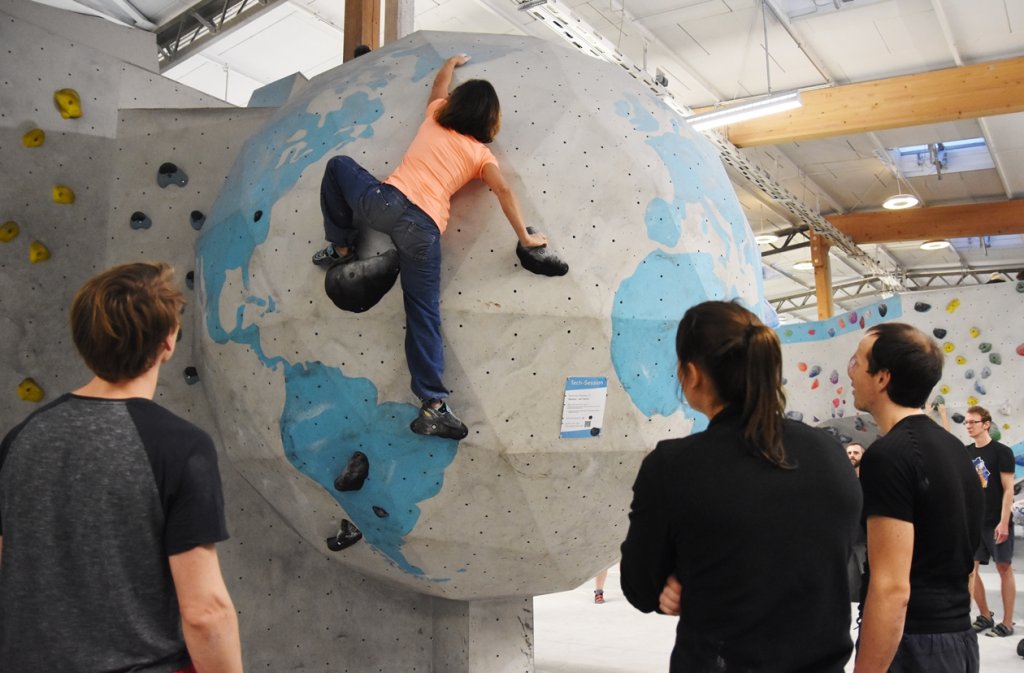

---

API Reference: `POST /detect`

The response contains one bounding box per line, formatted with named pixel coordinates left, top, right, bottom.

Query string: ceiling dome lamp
left=919, top=240, right=950, bottom=251
left=883, top=172, right=919, bottom=210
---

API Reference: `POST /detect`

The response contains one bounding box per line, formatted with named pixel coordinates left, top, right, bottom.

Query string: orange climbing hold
left=54, top=88, right=82, bottom=119
left=0, top=221, right=18, bottom=242
left=52, top=185, right=75, bottom=204
left=17, top=378, right=44, bottom=402
left=29, top=240, right=50, bottom=263
left=22, top=128, right=45, bottom=147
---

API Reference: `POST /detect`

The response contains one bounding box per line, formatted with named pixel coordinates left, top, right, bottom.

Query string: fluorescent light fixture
left=792, top=261, right=815, bottom=271
left=755, top=233, right=780, bottom=245
left=919, top=240, right=950, bottom=251
left=882, top=193, right=919, bottom=210
left=688, top=92, right=802, bottom=132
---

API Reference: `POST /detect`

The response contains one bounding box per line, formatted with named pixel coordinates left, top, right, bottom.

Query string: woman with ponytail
left=620, top=300, right=862, bottom=673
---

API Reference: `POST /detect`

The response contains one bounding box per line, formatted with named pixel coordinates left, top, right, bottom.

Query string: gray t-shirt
left=0, top=394, right=229, bottom=672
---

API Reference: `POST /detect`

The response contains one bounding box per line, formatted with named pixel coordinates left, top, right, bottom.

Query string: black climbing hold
left=951, top=412, right=965, bottom=425
left=253, top=210, right=262, bottom=222
left=1018, top=636, right=1024, bottom=657
left=176, top=328, right=183, bottom=343
left=183, top=366, right=199, bottom=385
left=822, top=426, right=840, bottom=438
left=372, top=506, right=389, bottom=518
left=838, top=434, right=852, bottom=444
left=878, top=303, right=888, bottom=317
left=516, top=226, right=568, bottom=277
left=186, top=270, right=194, bottom=290
left=130, top=211, right=151, bottom=230
left=1016, top=280, right=1024, bottom=294
left=157, top=162, right=188, bottom=188
left=933, top=328, right=947, bottom=339
left=590, top=427, right=600, bottom=436
left=190, top=210, right=205, bottom=231
left=325, top=249, right=400, bottom=313
left=325, top=519, right=362, bottom=552
left=334, top=451, right=369, bottom=491
left=913, top=302, right=931, bottom=313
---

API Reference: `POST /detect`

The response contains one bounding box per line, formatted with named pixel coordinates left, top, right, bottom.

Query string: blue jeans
left=320, top=156, right=448, bottom=401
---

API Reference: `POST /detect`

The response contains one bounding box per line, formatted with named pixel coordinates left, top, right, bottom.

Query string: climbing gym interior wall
left=779, top=282, right=1024, bottom=468
left=1, top=0, right=768, bottom=669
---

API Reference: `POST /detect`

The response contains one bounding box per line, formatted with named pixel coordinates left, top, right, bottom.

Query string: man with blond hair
left=963, top=405, right=1017, bottom=638
left=0, top=262, right=243, bottom=673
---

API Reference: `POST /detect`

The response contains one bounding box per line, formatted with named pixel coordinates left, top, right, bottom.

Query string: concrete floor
left=535, top=564, right=1024, bottom=673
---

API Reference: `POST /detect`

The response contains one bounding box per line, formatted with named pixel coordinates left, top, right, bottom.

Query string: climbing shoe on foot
left=987, top=623, right=1014, bottom=637
left=411, top=400, right=469, bottom=440
left=972, top=612, right=995, bottom=633
left=312, top=243, right=356, bottom=268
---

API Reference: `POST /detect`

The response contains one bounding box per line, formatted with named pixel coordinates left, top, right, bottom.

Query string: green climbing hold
left=989, top=353, right=1002, bottom=365
left=979, top=342, right=992, bottom=353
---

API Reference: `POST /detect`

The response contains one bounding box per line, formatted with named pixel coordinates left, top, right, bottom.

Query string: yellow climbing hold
left=54, top=88, right=82, bottom=119
left=22, top=128, right=45, bottom=147
left=955, top=355, right=967, bottom=365
left=943, top=342, right=955, bottom=353
left=29, top=240, right=50, bottom=263
left=946, top=298, right=961, bottom=313
left=17, top=378, right=44, bottom=402
left=52, top=185, right=75, bottom=204
left=969, top=327, right=981, bottom=338
left=940, top=385, right=951, bottom=395
left=0, top=221, right=19, bottom=243
left=967, top=396, right=978, bottom=406
left=1004, top=424, right=1011, bottom=430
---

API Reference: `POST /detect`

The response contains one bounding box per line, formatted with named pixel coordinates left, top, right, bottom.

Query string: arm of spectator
left=935, top=403, right=950, bottom=431
left=853, top=516, right=913, bottom=673
left=170, top=544, right=244, bottom=673
left=620, top=451, right=675, bottom=614
left=997, top=470, right=1015, bottom=543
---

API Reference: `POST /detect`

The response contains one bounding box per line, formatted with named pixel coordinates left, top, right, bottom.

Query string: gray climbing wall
left=779, top=284, right=1024, bottom=467
left=0, top=1, right=765, bottom=669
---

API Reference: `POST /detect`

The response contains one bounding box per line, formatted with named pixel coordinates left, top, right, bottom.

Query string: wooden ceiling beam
left=826, top=200, right=1024, bottom=244
left=718, top=56, right=1024, bottom=147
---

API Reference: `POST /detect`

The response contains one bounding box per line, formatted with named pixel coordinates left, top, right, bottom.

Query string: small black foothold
left=590, top=427, right=600, bottom=436
left=253, top=210, right=263, bottom=222
left=878, top=303, right=888, bottom=317
left=933, top=328, right=947, bottom=339
left=516, top=226, right=568, bottom=277
left=176, top=328, right=183, bottom=343
left=951, top=412, right=965, bottom=425
left=914, top=302, right=931, bottom=313
left=190, top=210, right=206, bottom=231
left=129, top=211, right=152, bottom=230
left=372, top=506, right=389, bottom=518
left=325, top=519, right=362, bottom=552
left=334, top=451, right=369, bottom=491
left=157, top=162, right=188, bottom=188
left=186, top=270, right=194, bottom=290
left=183, top=366, right=199, bottom=385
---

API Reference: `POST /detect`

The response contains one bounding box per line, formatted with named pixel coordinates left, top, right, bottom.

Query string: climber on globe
left=312, top=53, right=548, bottom=440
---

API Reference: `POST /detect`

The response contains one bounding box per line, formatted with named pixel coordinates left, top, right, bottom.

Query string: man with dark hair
left=849, top=323, right=983, bottom=673
left=963, top=405, right=1016, bottom=637
left=0, top=262, right=243, bottom=673
left=846, top=441, right=865, bottom=477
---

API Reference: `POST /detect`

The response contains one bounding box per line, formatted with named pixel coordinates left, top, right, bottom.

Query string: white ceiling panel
left=940, top=0, right=1024, bottom=62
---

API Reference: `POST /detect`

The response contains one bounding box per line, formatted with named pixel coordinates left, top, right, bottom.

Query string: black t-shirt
left=620, top=407, right=862, bottom=673
left=860, top=415, right=983, bottom=634
left=0, top=394, right=229, bottom=672
left=965, top=439, right=1015, bottom=526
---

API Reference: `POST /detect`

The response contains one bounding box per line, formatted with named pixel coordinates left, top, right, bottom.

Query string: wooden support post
left=344, top=0, right=380, bottom=62
left=384, top=0, right=413, bottom=44
left=809, top=227, right=833, bottom=320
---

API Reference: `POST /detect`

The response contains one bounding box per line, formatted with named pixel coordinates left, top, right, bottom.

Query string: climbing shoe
left=987, top=623, right=1015, bottom=637
left=971, top=612, right=995, bottom=633
left=411, top=400, right=469, bottom=440
left=312, top=243, right=356, bottom=268
left=594, top=590, right=605, bottom=604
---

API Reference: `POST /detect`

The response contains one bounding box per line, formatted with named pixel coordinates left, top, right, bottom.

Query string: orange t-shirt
left=384, top=99, right=498, bottom=234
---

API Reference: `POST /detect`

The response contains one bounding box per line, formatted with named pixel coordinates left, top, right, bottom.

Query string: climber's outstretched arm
left=429, top=55, right=471, bottom=104
left=481, top=163, right=547, bottom=248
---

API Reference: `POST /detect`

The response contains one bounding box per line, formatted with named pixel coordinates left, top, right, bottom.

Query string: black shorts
left=974, top=523, right=1014, bottom=565
left=888, top=630, right=978, bottom=673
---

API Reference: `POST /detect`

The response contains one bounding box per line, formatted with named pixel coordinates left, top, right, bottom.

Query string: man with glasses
left=847, top=323, right=982, bottom=673
left=963, top=406, right=1017, bottom=637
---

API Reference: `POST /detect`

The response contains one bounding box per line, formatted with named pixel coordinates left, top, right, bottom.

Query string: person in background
left=593, top=567, right=609, bottom=604
left=620, top=300, right=862, bottom=672
left=847, top=441, right=865, bottom=477
left=312, top=54, right=547, bottom=440
left=962, top=405, right=1016, bottom=638
left=0, top=262, right=243, bottom=673
left=849, top=323, right=982, bottom=673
